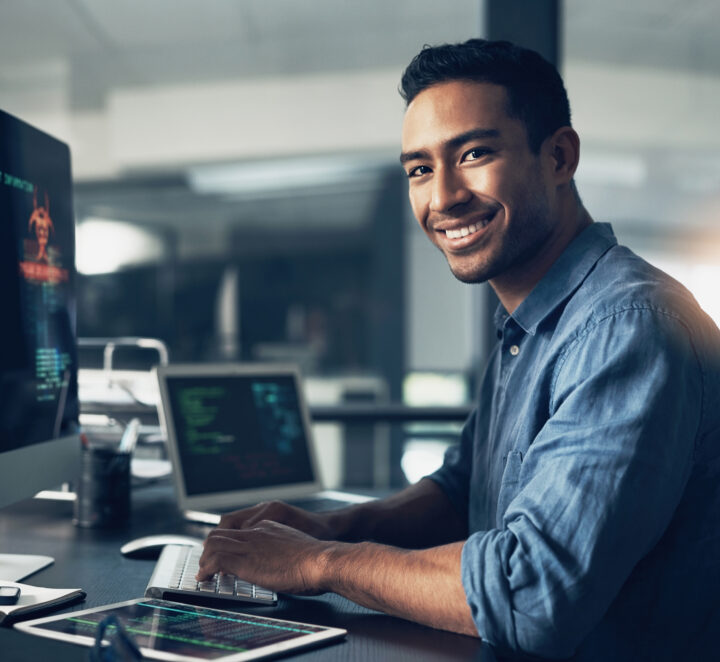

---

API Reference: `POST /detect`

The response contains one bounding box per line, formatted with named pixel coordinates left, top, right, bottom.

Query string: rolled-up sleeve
left=460, top=307, right=703, bottom=658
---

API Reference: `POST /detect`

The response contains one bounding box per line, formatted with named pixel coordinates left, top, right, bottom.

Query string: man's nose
left=430, top=167, right=471, bottom=213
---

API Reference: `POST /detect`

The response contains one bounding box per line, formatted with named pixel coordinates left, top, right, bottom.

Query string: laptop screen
left=164, top=372, right=315, bottom=496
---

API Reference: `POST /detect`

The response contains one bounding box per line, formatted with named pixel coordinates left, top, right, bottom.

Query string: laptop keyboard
left=145, top=544, right=277, bottom=606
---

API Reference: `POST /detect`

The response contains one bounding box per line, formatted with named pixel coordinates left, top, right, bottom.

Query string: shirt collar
left=496, top=223, right=618, bottom=336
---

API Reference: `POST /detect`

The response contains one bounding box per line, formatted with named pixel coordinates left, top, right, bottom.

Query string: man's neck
left=490, top=206, right=593, bottom=314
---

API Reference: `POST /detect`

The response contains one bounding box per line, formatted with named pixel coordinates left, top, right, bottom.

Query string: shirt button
left=509, top=345, right=520, bottom=356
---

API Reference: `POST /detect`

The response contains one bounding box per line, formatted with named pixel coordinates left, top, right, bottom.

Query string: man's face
left=401, top=80, right=557, bottom=285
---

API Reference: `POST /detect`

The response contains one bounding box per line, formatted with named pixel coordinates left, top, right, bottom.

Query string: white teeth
left=445, top=222, right=484, bottom=239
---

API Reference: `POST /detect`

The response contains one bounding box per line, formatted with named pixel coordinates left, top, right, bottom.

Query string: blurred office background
left=2, top=0, right=719, bottom=488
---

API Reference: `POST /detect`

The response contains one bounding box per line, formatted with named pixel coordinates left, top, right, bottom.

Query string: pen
left=118, top=418, right=141, bottom=454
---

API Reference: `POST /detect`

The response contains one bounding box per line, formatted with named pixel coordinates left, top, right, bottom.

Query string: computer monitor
left=0, top=109, right=81, bottom=581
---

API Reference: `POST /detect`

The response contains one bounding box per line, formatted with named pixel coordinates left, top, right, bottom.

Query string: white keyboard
left=144, top=544, right=277, bottom=606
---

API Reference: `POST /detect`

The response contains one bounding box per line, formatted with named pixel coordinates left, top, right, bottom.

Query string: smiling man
left=198, top=40, right=720, bottom=660
left=400, top=76, right=588, bottom=310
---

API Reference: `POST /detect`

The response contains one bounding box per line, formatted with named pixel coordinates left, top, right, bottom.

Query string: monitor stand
left=0, top=554, right=54, bottom=582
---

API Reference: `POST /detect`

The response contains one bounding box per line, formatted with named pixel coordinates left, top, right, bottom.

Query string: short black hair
left=400, top=39, right=571, bottom=153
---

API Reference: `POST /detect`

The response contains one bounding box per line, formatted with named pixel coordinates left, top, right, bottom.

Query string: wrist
left=313, top=540, right=352, bottom=592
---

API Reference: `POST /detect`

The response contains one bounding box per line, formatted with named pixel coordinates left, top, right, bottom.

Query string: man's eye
left=408, top=165, right=431, bottom=178
left=463, top=148, right=490, bottom=162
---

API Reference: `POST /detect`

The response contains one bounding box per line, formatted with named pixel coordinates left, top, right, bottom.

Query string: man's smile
left=433, top=209, right=499, bottom=251
left=445, top=222, right=483, bottom=239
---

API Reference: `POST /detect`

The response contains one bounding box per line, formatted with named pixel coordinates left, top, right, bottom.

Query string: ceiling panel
left=0, top=0, right=102, bottom=63
left=76, top=0, right=246, bottom=46
left=3, top=0, right=720, bottom=113
left=564, top=0, right=720, bottom=75
left=1, top=0, right=480, bottom=109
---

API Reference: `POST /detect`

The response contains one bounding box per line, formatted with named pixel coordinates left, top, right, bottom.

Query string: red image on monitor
left=20, top=187, right=68, bottom=284
left=28, top=187, right=54, bottom=262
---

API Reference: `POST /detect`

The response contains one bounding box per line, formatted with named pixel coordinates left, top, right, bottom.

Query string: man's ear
left=546, top=127, right=580, bottom=185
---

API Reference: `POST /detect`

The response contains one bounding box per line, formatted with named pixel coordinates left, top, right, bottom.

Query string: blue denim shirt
left=430, top=223, right=720, bottom=661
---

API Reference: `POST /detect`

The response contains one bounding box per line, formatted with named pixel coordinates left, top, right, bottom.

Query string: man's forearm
left=316, top=539, right=478, bottom=636
left=199, top=509, right=476, bottom=636
left=327, top=478, right=467, bottom=548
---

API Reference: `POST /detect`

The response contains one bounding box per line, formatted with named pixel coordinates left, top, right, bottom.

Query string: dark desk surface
left=0, top=483, right=492, bottom=661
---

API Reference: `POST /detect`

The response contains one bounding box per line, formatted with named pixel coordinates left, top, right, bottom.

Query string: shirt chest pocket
left=496, top=450, right=524, bottom=526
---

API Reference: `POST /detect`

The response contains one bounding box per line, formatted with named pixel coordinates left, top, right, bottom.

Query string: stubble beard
left=444, top=192, right=554, bottom=285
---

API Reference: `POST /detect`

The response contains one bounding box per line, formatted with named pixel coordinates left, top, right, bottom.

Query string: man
left=198, top=39, right=720, bottom=660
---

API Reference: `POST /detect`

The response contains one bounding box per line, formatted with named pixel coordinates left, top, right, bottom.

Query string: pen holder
left=73, top=446, right=131, bottom=528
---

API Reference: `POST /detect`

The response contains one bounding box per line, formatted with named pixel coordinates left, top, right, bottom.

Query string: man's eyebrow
left=400, top=128, right=501, bottom=165
left=399, top=149, right=429, bottom=165
left=447, top=128, right=501, bottom=149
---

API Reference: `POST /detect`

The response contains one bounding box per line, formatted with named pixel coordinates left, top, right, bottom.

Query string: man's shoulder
left=552, top=244, right=720, bottom=390
left=568, top=243, right=699, bottom=329
left=556, top=242, right=720, bottom=444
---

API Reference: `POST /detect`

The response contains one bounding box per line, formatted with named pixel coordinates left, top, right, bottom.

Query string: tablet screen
left=18, top=598, right=345, bottom=661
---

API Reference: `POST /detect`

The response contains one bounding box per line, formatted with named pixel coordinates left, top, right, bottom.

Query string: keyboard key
left=146, top=544, right=277, bottom=606
left=217, top=576, right=235, bottom=595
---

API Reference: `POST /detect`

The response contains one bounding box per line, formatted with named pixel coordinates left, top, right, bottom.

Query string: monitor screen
left=0, top=108, right=80, bottom=515
left=165, top=373, right=315, bottom=496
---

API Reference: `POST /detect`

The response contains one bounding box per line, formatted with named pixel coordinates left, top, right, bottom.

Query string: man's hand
left=217, top=501, right=341, bottom=540
left=214, top=480, right=466, bottom=548
left=196, top=520, right=330, bottom=595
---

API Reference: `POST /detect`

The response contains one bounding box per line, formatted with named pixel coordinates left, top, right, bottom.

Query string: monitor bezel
left=0, top=108, right=81, bottom=580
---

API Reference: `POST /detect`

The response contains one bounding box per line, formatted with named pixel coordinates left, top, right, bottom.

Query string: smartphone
left=0, top=586, right=21, bottom=605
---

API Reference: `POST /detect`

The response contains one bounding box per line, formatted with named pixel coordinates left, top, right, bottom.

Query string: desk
left=0, top=483, right=492, bottom=661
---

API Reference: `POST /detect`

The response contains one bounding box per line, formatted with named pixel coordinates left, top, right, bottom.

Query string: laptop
left=155, top=363, right=372, bottom=523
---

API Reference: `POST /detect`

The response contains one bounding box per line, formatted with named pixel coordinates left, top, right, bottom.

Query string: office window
left=564, top=4, right=720, bottom=319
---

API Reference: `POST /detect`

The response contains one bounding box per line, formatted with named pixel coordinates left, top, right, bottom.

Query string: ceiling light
left=76, top=218, right=165, bottom=275
left=187, top=155, right=383, bottom=195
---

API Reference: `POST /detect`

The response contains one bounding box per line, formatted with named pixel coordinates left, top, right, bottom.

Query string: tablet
left=15, top=598, right=346, bottom=661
